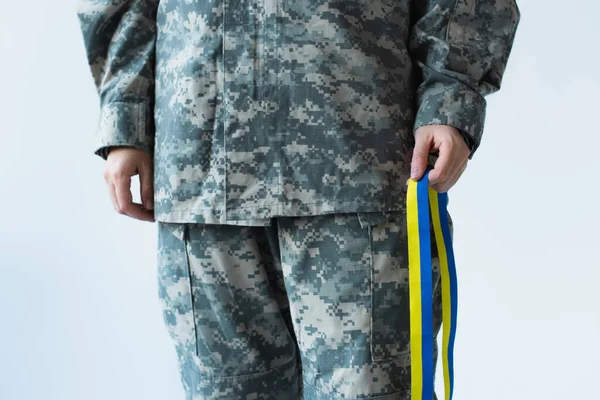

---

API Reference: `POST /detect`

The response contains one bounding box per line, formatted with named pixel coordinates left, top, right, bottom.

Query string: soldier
left=77, top=1, right=520, bottom=399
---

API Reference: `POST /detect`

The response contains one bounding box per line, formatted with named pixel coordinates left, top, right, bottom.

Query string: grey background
left=1, top=1, right=598, bottom=399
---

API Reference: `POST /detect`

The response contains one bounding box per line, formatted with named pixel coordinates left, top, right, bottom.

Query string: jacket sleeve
left=77, top=0, right=159, bottom=160
left=409, top=0, right=521, bottom=158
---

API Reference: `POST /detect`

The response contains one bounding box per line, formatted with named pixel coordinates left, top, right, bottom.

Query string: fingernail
left=411, top=167, right=418, bottom=179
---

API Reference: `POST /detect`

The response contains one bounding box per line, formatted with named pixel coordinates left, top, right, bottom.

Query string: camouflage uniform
left=156, top=211, right=446, bottom=399
left=77, top=0, right=519, bottom=398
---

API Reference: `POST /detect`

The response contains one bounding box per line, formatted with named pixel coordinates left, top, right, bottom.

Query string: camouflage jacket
left=77, top=0, right=520, bottom=225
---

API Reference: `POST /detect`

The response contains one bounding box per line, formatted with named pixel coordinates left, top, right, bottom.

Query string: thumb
left=139, top=160, right=154, bottom=210
left=411, top=130, right=431, bottom=180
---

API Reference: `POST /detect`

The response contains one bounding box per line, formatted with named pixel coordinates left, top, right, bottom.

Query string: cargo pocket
left=357, top=211, right=412, bottom=362
left=156, top=222, right=202, bottom=374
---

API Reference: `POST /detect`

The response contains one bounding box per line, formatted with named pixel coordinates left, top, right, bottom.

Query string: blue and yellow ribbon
left=407, top=169, right=458, bottom=400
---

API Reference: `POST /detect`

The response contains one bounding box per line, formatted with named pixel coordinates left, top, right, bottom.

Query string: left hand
left=410, top=125, right=470, bottom=193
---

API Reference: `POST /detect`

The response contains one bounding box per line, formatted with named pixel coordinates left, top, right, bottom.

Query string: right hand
left=103, top=146, right=155, bottom=222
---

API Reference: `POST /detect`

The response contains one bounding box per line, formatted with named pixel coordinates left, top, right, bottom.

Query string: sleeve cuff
left=413, top=78, right=487, bottom=159
left=93, top=101, right=155, bottom=161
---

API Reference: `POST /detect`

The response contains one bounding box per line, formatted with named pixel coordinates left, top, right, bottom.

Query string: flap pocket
left=356, top=210, right=405, bottom=229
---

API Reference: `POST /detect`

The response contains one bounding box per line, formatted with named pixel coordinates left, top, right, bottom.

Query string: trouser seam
left=302, top=380, right=409, bottom=400
left=182, top=353, right=298, bottom=381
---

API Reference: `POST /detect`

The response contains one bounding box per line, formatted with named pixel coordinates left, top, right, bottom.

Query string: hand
left=410, top=125, right=470, bottom=193
left=103, top=146, right=155, bottom=222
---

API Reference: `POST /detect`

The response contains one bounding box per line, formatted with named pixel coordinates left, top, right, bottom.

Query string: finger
left=439, top=158, right=467, bottom=193
left=107, top=180, right=120, bottom=213
left=411, top=131, right=432, bottom=180
left=114, top=174, right=154, bottom=222
left=428, top=140, right=457, bottom=189
left=127, top=202, right=155, bottom=222
left=104, top=167, right=121, bottom=212
left=139, top=160, right=154, bottom=210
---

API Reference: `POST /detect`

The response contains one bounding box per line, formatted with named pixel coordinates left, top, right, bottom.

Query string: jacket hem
left=154, top=198, right=408, bottom=225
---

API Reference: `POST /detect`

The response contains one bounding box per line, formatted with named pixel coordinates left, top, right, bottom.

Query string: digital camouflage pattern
left=156, top=211, right=446, bottom=399
left=77, top=0, right=520, bottom=226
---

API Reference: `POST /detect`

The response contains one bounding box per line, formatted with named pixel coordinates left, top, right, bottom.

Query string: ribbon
left=407, top=169, right=458, bottom=400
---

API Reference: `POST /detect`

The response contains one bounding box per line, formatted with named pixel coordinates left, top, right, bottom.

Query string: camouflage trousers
left=156, top=211, right=444, bottom=400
